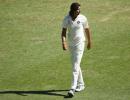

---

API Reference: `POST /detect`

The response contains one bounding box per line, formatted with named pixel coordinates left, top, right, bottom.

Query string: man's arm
left=61, top=28, right=68, bottom=50
left=85, top=28, right=92, bottom=50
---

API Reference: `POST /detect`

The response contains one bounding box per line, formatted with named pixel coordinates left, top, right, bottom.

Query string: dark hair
left=70, top=2, right=80, bottom=11
left=69, top=2, right=80, bottom=17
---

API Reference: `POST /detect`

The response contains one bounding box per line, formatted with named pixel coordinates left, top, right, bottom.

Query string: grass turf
left=0, top=0, right=130, bottom=100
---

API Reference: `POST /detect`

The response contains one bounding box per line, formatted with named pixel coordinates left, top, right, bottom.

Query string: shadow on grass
left=0, top=89, right=69, bottom=97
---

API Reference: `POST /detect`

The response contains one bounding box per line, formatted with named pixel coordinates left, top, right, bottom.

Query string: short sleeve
left=83, top=16, right=89, bottom=29
left=62, top=17, right=68, bottom=28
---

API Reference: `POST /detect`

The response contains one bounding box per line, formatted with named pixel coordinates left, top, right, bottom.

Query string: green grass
left=0, top=0, right=130, bottom=100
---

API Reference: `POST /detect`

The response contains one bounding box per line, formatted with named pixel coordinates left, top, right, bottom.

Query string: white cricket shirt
left=62, top=14, right=89, bottom=46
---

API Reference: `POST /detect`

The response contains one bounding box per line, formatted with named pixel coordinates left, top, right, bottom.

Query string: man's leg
left=77, top=67, right=84, bottom=87
left=76, top=42, right=85, bottom=91
left=71, top=61, right=80, bottom=90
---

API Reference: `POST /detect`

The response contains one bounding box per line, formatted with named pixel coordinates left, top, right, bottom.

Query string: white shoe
left=75, top=86, right=85, bottom=92
left=67, top=89, right=75, bottom=97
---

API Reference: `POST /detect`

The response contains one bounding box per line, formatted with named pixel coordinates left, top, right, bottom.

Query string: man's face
left=73, top=6, right=80, bottom=17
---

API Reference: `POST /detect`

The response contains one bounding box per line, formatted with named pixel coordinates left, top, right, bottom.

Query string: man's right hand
left=62, top=42, right=68, bottom=50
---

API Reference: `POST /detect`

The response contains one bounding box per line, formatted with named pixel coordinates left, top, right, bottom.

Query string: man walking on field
left=61, top=2, right=92, bottom=97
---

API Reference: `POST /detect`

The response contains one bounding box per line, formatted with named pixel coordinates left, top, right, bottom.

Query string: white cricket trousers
left=69, top=42, right=85, bottom=90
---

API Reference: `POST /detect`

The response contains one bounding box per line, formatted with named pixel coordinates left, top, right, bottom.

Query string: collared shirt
left=62, top=14, right=89, bottom=46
